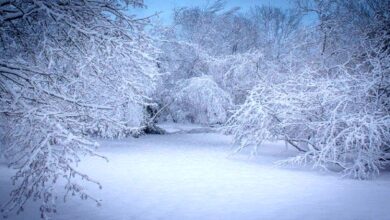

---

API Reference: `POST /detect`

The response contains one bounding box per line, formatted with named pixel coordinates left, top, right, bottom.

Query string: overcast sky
left=133, top=0, right=294, bottom=23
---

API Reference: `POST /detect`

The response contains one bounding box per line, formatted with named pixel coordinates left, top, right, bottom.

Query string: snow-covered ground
left=1, top=124, right=390, bottom=220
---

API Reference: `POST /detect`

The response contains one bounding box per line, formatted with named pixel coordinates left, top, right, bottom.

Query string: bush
left=170, top=76, right=232, bottom=125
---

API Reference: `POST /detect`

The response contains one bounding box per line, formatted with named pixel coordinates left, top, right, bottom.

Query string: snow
left=157, top=122, right=208, bottom=133
left=1, top=126, right=390, bottom=220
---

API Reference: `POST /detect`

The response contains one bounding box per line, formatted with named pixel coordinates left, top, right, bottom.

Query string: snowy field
left=1, top=124, right=390, bottom=220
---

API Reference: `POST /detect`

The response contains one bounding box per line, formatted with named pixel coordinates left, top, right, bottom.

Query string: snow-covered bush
left=170, top=76, right=232, bottom=125
left=226, top=61, right=390, bottom=178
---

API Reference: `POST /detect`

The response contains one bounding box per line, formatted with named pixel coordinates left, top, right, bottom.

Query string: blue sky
left=133, top=0, right=293, bottom=23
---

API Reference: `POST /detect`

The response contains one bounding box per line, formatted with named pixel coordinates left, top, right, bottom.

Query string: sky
left=133, top=0, right=294, bottom=23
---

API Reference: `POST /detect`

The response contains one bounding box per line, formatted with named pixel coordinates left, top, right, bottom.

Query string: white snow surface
left=1, top=123, right=390, bottom=220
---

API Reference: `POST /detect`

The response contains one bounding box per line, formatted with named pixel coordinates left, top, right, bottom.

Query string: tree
left=249, top=5, right=302, bottom=58
left=173, top=1, right=255, bottom=55
left=0, top=0, right=158, bottom=218
left=226, top=0, right=390, bottom=179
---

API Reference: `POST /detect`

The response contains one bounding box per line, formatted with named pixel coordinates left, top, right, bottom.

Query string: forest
left=0, top=0, right=389, bottom=219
